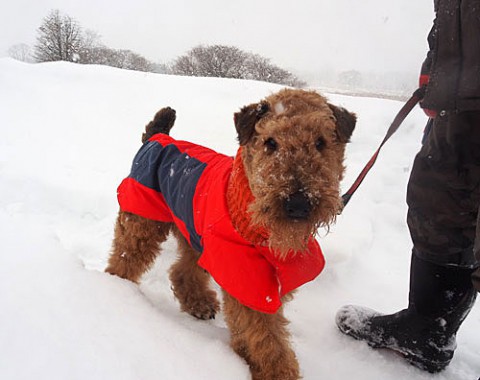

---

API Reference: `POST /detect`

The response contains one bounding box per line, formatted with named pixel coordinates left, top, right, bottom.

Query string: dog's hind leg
left=142, top=107, right=176, bottom=143
left=223, top=292, right=300, bottom=380
left=106, top=211, right=172, bottom=283
left=169, top=227, right=220, bottom=320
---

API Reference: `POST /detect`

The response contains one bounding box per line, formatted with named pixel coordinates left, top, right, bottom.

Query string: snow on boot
left=335, top=253, right=477, bottom=373
left=336, top=306, right=459, bottom=372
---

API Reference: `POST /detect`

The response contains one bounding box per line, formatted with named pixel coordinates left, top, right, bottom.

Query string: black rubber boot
left=336, top=253, right=477, bottom=373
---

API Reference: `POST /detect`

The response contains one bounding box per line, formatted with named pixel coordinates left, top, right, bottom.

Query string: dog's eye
left=315, top=137, right=326, bottom=151
left=264, top=137, right=278, bottom=152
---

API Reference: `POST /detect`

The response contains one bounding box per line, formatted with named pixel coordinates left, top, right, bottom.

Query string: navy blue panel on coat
left=128, top=140, right=206, bottom=252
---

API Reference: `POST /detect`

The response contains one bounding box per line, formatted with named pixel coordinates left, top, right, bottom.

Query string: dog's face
left=234, top=89, right=356, bottom=254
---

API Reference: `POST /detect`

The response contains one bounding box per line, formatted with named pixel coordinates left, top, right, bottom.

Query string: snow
left=0, top=58, right=479, bottom=380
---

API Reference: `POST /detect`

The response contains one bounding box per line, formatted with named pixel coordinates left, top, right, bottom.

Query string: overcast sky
left=1, top=0, right=434, bottom=76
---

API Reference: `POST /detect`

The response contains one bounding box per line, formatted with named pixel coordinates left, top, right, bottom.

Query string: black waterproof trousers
left=407, top=111, right=480, bottom=278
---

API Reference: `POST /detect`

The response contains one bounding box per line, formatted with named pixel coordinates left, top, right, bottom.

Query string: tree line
left=9, top=9, right=305, bottom=87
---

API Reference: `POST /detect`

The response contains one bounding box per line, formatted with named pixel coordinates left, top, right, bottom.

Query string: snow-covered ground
left=0, top=58, right=478, bottom=380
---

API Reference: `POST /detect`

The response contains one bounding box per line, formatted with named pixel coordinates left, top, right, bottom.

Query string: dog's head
left=233, top=89, right=356, bottom=254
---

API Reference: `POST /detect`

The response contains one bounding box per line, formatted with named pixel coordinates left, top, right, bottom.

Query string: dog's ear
left=234, top=101, right=269, bottom=145
left=328, top=103, right=356, bottom=143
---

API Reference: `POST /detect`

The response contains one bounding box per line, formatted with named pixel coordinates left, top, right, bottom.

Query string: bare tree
left=8, top=43, right=33, bottom=62
left=170, top=44, right=306, bottom=87
left=78, top=45, right=153, bottom=72
left=77, top=29, right=101, bottom=63
left=171, top=54, right=197, bottom=76
left=171, top=45, right=247, bottom=78
left=197, top=45, right=247, bottom=78
left=30, top=9, right=157, bottom=72
left=121, top=50, right=153, bottom=72
left=33, top=9, right=83, bottom=62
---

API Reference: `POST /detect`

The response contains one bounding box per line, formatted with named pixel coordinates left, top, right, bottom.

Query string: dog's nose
left=284, top=192, right=311, bottom=220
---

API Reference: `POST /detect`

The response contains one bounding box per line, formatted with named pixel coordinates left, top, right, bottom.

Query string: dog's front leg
left=106, top=211, right=171, bottom=283
left=222, top=291, right=300, bottom=380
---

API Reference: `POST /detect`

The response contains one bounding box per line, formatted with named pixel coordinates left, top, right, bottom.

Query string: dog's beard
left=248, top=194, right=340, bottom=259
left=268, top=221, right=317, bottom=258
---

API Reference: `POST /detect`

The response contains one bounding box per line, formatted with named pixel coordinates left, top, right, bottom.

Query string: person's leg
left=473, top=206, right=480, bottom=291
left=337, top=111, right=480, bottom=372
left=407, top=111, right=480, bottom=268
left=473, top=267, right=480, bottom=291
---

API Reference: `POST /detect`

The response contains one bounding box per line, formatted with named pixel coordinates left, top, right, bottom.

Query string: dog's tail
left=142, top=107, right=176, bottom=143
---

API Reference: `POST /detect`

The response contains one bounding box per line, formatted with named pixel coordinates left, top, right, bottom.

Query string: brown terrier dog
left=106, top=88, right=356, bottom=380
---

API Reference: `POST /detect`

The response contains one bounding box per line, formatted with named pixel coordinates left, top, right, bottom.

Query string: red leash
left=341, top=87, right=426, bottom=208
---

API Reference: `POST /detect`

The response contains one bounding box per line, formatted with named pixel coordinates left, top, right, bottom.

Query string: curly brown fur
left=223, top=292, right=299, bottom=380
left=169, top=227, right=220, bottom=320
left=235, top=89, right=356, bottom=256
left=141, top=106, right=176, bottom=143
left=107, top=89, right=356, bottom=380
left=106, top=211, right=172, bottom=283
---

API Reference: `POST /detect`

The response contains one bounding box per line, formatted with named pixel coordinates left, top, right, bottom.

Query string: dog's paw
left=185, top=291, right=220, bottom=320
left=173, top=285, right=220, bottom=320
left=188, top=301, right=219, bottom=320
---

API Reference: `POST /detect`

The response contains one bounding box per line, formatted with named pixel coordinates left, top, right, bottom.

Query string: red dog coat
left=117, top=134, right=325, bottom=313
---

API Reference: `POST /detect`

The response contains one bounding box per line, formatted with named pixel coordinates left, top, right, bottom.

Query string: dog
left=106, top=88, right=356, bottom=380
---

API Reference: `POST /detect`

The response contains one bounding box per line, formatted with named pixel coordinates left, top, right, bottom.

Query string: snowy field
left=0, top=58, right=478, bottom=380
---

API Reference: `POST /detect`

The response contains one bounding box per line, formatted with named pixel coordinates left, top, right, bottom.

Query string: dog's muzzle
left=284, top=192, right=311, bottom=220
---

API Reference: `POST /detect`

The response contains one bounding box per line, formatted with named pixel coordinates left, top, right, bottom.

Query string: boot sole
left=338, top=325, right=450, bottom=373
left=366, top=340, right=450, bottom=373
